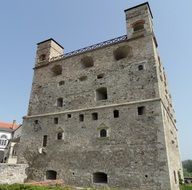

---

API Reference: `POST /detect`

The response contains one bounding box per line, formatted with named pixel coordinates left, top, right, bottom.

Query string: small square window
left=92, top=113, right=98, bottom=120
left=138, top=65, right=144, bottom=71
left=138, top=106, right=145, bottom=115
left=79, top=114, right=84, bottom=122
left=54, top=117, right=58, bottom=124
left=97, top=74, right=104, bottom=79
left=67, top=114, right=71, bottom=118
left=96, top=87, right=108, bottom=101
left=59, top=81, right=65, bottom=86
left=34, top=120, right=38, bottom=124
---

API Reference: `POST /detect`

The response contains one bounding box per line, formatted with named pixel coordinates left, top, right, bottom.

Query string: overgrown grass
left=180, top=184, right=192, bottom=190
left=0, top=184, right=74, bottom=190
left=0, top=184, right=112, bottom=190
left=3, top=184, right=192, bottom=190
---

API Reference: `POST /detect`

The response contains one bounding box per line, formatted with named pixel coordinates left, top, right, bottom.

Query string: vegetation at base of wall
left=180, top=184, right=192, bottom=190
left=183, top=160, right=192, bottom=177
left=2, top=184, right=192, bottom=190
left=0, top=184, right=113, bottom=190
left=0, top=184, right=72, bottom=190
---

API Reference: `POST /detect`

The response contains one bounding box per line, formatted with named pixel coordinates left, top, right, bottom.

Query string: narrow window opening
left=46, top=170, right=57, bottom=180
left=52, top=65, right=62, bottom=76
left=93, top=172, right=108, bottom=183
left=81, top=56, right=94, bottom=68
left=138, top=65, right=144, bottom=71
left=57, top=132, right=63, bottom=140
left=97, top=74, right=104, bottom=79
left=67, top=114, right=71, bottom=118
left=54, top=117, right=58, bottom=124
left=59, top=81, right=65, bottom=86
left=96, top=87, right=108, bottom=101
left=113, top=110, right=119, bottom=118
left=100, top=129, right=107, bottom=138
left=138, top=106, right=145, bottom=115
left=174, top=171, right=177, bottom=184
left=79, top=114, right=84, bottom=122
left=57, top=98, right=63, bottom=107
left=1, top=135, right=7, bottom=139
left=43, top=135, right=47, bottom=147
left=92, top=113, right=98, bottom=120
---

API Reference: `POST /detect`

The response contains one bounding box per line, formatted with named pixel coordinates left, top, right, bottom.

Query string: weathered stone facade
left=18, top=3, right=183, bottom=190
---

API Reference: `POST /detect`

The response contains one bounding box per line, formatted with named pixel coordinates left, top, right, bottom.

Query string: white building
left=4, top=125, right=22, bottom=164
left=0, top=121, right=19, bottom=162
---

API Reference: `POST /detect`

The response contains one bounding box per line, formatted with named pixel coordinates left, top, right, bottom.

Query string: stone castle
left=17, top=2, right=183, bottom=190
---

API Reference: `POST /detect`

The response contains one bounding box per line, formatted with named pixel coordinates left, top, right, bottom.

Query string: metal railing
left=50, top=35, right=127, bottom=61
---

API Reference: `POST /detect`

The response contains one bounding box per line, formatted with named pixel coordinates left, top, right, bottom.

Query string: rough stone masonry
left=17, top=2, right=183, bottom=190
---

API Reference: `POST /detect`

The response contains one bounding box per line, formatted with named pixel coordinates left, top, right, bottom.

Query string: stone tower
left=18, top=2, right=183, bottom=190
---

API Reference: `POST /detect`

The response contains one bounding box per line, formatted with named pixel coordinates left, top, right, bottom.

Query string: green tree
left=183, top=160, right=192, bottom=177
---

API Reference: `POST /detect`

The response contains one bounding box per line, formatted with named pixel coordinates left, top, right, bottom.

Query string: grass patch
left=180, top=184, right=192, bottom=190
left=0, top=184, right=113, bottom=190
left=0, top=184, right=74, bottom=190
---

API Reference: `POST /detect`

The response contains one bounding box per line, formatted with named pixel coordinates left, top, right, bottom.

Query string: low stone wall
left=0, top=163, right=28, bottom=184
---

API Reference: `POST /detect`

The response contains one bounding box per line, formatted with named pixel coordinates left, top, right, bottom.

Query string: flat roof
left=124, top=2, right=153, bottom=18
left=37, top=38, right=64, bottom=49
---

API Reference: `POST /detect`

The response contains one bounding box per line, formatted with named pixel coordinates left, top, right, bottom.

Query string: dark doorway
left=46, top=170, right=57, bottom=180
left=93, top=172, right=108, bottom=183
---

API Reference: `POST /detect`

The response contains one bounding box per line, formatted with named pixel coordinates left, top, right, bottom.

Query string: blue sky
left=0, top=0, right=191, bottom=160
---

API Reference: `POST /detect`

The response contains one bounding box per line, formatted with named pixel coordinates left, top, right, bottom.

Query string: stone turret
left=35, top=38, right=64, bottom=65
left=124, top=2, right=154, bottom=39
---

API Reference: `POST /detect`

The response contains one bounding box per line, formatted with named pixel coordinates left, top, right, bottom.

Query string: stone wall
left=0, top=164, right=27, bottom=184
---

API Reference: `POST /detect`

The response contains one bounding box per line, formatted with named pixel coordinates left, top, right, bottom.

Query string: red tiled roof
left=0, top=121, right=19, bottom=130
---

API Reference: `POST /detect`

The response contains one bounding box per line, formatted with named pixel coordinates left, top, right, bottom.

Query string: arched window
left=39, top=54, right=46, bottom=62
left=57, top=132, right=63, bottom=140
left=132, top=20, right=145, bottom=32
left=1, top=135, right=7, bottom=139
left=51, top=65, right=62, bottom=76
left=46, top=170, right=57, bottom=180
left=93, top=172, right=108, bottom=183
left=81, top=56, right=94, bottom=68
left=100, top=129, right=107, bottom=138
left=138, top=64, right=144, bottom=70
left=113, top=46, right=132, bottom=61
